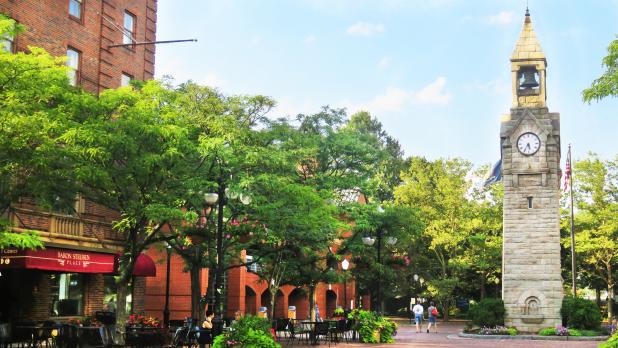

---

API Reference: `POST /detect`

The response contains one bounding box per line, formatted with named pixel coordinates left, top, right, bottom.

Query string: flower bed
left=464, top=326, right=517, bottom=336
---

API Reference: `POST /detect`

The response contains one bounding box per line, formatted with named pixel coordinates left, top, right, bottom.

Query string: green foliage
left=583, top=36, right=618, bottom=102
left=347, top=309, right=397, bottom=344
left=0, top=14, right=89, bottom=249
left=468, top=298, right=505, bottom=327
left=567, top=328, right=582, bottom=336
left=507, top=327, right=518, bottom=336
left=561, top=296, right=602, bottom=330
left=213, top=315, right=279, bottom=348
left=538, top=327, right=556, bottom=336
left=600, top=331, right=618, bottom=348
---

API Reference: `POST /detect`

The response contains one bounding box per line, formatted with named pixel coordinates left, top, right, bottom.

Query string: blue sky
left=155, top=0, right=618, bottom=167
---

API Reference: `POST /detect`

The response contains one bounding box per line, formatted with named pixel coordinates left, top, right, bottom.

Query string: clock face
left=517, top=132, right=541, bottom=155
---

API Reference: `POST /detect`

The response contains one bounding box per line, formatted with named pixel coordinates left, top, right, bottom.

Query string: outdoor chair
left=344, top=319, right=356, bottom=342
left=314, top=321, right=332, bottom=346
left=274, top=318, right=291, bottom=341
left=328, top=319, right=346, bottom=344
left=11, top=322, right=36, bottom=348
left=56, top=324, right=79, bottom=348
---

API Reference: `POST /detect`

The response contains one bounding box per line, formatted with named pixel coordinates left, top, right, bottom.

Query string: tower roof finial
left=525, top=7, right=530, bottom=17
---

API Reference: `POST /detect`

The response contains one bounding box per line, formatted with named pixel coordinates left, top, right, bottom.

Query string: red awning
left=0, top=247, right=116, bottom=273
left=114, top=253, right=156, bottom=277
left=132, top=253, right=156, bottom=277
left=0, top=247, right=156, bottom=277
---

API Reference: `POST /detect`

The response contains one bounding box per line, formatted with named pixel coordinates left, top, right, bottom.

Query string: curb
left=458, top=332, right=609, bottom=341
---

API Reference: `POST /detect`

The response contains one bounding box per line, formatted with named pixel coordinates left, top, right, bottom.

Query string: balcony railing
left=9, top=206, right=123, bottom=242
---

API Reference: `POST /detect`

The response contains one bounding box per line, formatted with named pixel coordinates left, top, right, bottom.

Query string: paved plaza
left=290, top=320, right=601, bottom=347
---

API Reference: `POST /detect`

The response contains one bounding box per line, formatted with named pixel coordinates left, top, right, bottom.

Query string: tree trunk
left=480, top=276, right=486, bottom=300
left=595, top=287, right=601, bottom=307
left=309, top=284, right=316, bottom=321
left=190, top=265, right=202, bottom=321
left=269, top=286, right=277, bottom=320
left=608, top=262, right=614, bottom=322
left=116, top=281, right=128, bottom=345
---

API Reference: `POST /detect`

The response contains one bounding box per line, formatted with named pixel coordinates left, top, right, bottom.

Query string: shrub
left=378, top=317, right=397, bottom=343
left=347, top=309, right=397, bottom=343
left=212, top=315, right=279, bottom=348
left=538, top=327, right=556, bottom=336
left=561, top=296, right=602, bottom=330
left=507, top=327, right=518, bottom=336
left=468, top=298, right=505, bottom=327
left=567, top=328, right=582, bottom=336
left=599, top=332, right=618, bottom=348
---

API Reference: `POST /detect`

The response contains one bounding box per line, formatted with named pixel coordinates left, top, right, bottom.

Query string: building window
left=123, top=11, right=135, bottom=45
left=121, top=73, right=132, bottom=87
left=69, top=0, right=83, bottom=20
left=50, top=273, right=84, bottom=316
left=66, top=47, right=80, bottom=86
left=527, top=197, right=533, bottom=209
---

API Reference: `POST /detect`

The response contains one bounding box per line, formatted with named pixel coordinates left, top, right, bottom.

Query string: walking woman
left=427, top=301, right=438, bottom=333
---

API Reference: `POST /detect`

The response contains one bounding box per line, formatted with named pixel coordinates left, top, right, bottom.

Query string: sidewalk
left=288, top=319, right=601, bottom=347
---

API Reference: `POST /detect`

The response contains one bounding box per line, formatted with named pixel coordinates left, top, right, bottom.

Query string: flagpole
left=568, top=144, right=577, bottom=297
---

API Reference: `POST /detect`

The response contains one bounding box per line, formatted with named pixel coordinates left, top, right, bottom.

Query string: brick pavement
left=285, top=319, right=601, bottom=347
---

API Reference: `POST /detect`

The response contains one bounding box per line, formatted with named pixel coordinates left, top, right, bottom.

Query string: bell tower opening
left=518, top=67, right=540, bottom=96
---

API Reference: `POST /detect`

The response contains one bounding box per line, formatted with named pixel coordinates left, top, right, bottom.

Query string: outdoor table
left=300, top=321, right=336, bottom=346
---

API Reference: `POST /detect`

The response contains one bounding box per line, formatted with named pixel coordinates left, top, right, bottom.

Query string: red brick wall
left=0, top=0, right=156, bottom=94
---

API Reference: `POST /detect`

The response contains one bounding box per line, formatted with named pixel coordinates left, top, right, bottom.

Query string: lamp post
left=203, top=188, right=251, bottom=316
left=163, top=243, right=172, bottom=327
left=341, top=259, right=349, bottom=310
left=362, top=219, right=397, bottom=314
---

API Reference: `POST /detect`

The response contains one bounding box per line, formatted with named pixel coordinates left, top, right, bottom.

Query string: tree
left=394, top=157, right=478, bottom=319
left=567, top=153, right=618, bottom=320
left=0, top=14, right=85, bottom=249
left=583, top=36, right=618, bottom=102
left=65, top=80, right=202, bottom=327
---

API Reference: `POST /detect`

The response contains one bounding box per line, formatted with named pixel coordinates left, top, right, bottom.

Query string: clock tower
left=501, top=9, right=563, bottom=332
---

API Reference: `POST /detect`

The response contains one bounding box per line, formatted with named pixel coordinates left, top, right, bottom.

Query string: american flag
left=564, top=146, right=572, bottom=192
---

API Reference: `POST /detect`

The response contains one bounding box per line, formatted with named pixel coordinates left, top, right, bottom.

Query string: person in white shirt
left=412, top=301, right=424, bottom=333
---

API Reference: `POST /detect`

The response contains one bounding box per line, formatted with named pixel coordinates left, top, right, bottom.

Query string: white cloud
left=465, top=79, right=510, bottom=96
left=487, top=11, right=514, bottom=24
left=305, top=34, right=317, bottom=44
left=341, top=77, right=452, bottom=114
left=346, top=22, right=385, bottom=36
left=377, top=56, right=391, bottom=70
left=413, top=77, right=452, bottom=104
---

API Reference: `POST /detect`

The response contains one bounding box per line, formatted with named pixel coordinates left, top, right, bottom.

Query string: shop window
left=69, top=0, right=83, bottom=20
left=123, top=11, right=135, bottom=45
left=245, top=255, right=261, bottom=273
left=66, top=47, right=80, bottom=86
left=104, top=275, right=133, bottom=313
left=50, top=273, right=84, bottom=316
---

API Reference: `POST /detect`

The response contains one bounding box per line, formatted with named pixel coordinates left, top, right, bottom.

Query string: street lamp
left=163, top=243, right=172, bottom=327
left=341, top=259, right=350, bottom=310
left=362, top=222, right=397, bottom=314
left=204, top=188, right=251, bottom=316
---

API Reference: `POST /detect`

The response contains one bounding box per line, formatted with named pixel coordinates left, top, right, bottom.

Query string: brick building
left=0, top=0, right=157, bottom=323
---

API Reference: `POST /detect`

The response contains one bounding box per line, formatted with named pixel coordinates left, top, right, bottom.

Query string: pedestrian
left=427, top=301, right=438, bottom=333
left=412, top=300, right=424, bottom=333
left=202, top=309, right=215, bottom=329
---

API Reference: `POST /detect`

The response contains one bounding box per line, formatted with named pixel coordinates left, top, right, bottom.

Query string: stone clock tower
left=501, top=10, right=562, bottom=332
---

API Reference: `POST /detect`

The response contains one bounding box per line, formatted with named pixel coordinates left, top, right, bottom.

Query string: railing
left=10, top=206, right=123, bottom=242
left=50, top=215, right=84, bottom=236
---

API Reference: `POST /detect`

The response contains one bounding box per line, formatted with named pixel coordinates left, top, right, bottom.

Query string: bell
left=520, top=69, right=539, bottom=88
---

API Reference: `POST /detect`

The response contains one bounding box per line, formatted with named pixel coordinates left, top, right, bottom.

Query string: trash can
left=258, top=307, right=268, bottom=319
left=287, top=306, right=296, bottom=319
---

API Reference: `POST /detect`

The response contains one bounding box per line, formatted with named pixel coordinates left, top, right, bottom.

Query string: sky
left=154, top=0, right=618, bottom=167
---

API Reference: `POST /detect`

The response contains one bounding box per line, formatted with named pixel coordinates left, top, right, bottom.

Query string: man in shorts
left=412, top=301, right=424, bottom=333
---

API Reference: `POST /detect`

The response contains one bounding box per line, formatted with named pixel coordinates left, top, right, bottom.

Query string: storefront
left=0, top=247, right=155, bottom=322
